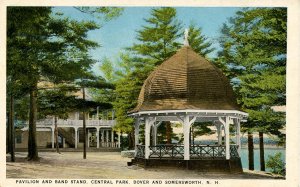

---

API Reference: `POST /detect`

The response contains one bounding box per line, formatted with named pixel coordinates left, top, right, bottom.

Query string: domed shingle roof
left=131, top=46, right=240, bottom=113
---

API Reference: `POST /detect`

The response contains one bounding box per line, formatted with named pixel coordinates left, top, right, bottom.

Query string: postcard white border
left=1, top=0, right=299, bottom=187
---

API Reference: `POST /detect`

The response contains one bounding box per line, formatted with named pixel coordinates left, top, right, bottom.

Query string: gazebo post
left=183, top=115, right=196, bottom=161
left=154, top=122, right=162, bottom=146
left=134, top=118, right=140, bottom=157
left=151, top=124, right=156, bottom=146
left=216, top=123, right=222, bottom=145
left=145, top=117, right=155, bottom=159
left=225, top=116, right=231, bottom=160
left=235, top=118, right=241, bottom=155
left=150, top=121, right=162, bottom=146
left=183, top=115, right=190, bottom=160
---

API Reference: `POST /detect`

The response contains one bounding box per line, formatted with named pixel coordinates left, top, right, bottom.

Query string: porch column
left=152, top=125, right=157, bottom=146
left=96, top=127, right=100, bottom=148
left=145, top=118, right=151, bottom=159
left=101, top=129, right=104, bottom=147
left=118, top=132, right=121, bottom=148
left=51, top=127, right=55, bottom=149
left=74, top=127, right=78, bottom=149
left=225, top=116, right=230, bottom=160
left=145, top=117, right=155, bottom=159
left=235, top=118, right=241, bottom=155
left=111, top=130, right=114, bottom=147
left=134, top=119, right=140, bottom=156
left=106, top=130, right=109, bottom=147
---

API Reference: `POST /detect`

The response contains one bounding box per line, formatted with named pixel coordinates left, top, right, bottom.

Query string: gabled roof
left=131, top=46, right=241, bottom=113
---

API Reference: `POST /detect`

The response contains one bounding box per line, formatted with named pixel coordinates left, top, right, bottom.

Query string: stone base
left=130, top=157, right=243, bottom=173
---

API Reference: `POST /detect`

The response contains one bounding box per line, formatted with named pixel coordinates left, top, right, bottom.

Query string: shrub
left=266, top=152, right=285, bottom=176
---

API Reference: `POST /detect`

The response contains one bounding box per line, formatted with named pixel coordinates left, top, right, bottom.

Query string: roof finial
left=184, top=28, right=189, bottom=46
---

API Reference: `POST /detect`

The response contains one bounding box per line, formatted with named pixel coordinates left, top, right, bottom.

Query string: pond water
left=240, top=148, right=286, bottom=172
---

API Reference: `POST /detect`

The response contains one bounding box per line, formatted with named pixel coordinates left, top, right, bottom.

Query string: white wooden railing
left=35, top=119, right=116, bottom=127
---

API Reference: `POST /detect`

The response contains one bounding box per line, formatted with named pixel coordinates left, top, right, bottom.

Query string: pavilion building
left=14, top=89, right=120, bottom=150
left=128, top=33, right=248, bottom=173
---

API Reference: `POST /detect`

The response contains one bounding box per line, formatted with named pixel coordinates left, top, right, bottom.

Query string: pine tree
left=102, top=7, right=216, bottom=148
left=130, top=7, right=182, bottom=68
left=120, top=7, right=183, bottom=146
left=98, top=8, right=182, bottom=147
left=7, top=7, right=99, bottom=160
left=217, top=7, right=286, bottom=170
left=188, top=24, right=215, bottom=58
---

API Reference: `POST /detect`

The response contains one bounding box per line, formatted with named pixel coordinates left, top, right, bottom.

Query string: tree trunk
left=166, top=121, right=171, bottom=144
left=82, top=87, right=87, bottom=159
left=54, top=116, right=60, bottom=154
left=259, top=132, right=265, bottom=171
left=28, top=86, right=39, bottom=160
left=248, top=131, right=254, bottom=170
left=7, top=103, right=12, bottom=154
left=9, top=94, right=15, bottom=162
left=128, top=131, right=134, bottom=149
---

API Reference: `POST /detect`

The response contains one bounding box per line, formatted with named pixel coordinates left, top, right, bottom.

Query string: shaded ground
left=6, top=152, right=284, bottom=179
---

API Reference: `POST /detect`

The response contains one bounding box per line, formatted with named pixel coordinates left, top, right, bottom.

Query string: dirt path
left=6, top=152, right=283, bottom=179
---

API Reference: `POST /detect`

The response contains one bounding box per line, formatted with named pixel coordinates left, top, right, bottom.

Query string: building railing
left=136, top=144, right=239, bottom=159
left=35, top=119, right=116, bottom=127
left=100, top=142, right=119, bottom=148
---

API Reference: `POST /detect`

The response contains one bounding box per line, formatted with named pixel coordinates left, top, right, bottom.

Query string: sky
left=53, top=7, right=241, bottom=75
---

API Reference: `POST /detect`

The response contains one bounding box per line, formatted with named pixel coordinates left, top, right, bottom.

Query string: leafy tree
left=113, top=71, right=143, bottom=149
left=90, top=53, right=136, bottom=105
left=73, top=7, right=123, bottom=23
left=217, top=8, right=286, bottom=170
left=266, top=152, right=285, bottom=176
left=91, top=53, right=141, bottom=149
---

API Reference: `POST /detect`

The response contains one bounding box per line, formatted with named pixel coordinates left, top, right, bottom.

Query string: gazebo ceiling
left=131, top=46, right=242, bottom=113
